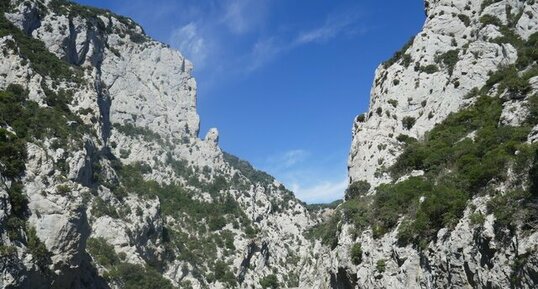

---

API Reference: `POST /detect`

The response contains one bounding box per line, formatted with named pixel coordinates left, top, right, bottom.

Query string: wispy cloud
left=244, top=9, right=363, bottom=73
left=221, top=0, right=269, bottom=35
left=267, top=149, right=309, bottom=168
left=169, top=23, right=209, bottom=69
left=247, top=37, right=286, bottom=71
left=295, top=10, right=361, bottom=45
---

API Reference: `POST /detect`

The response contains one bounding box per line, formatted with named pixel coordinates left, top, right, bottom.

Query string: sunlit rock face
left=349, top=0, right=525, bottom=188
left=335, top=0, right=538, bottom=288
left=0, top=1, right=328, bottom=288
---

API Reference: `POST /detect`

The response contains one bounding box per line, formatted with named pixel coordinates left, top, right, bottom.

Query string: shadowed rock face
left=330, top=267, right=357, bottom=289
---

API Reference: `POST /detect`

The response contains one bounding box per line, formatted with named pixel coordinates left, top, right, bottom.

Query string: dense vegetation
left=0, top=3, right=83, bottom=82
left=319, top=25, right=538, bottom=249
left=350, top=243, right=363, bottom=265
left=87, top=238, right=175, bottom=289
left=0, top=84, right=81, bottom=268
left=259, top=274, right=279, bottom=289
left=223, top=152, right=275, bottom=186
left=340, top=91, right=537, bottom=248
left=48, top=0, right=148, bottom=44
left=109, top=162, right=255, bottom=287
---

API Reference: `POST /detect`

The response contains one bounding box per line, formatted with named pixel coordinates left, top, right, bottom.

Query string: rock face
left=349, top=0, right=522, bottom=187
left=332, top=0, right=538, bottom=288
left=0, top=1, right=325, bottom=288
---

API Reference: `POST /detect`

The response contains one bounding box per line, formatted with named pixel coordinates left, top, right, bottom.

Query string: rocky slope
left=321, top=0, right=538, bottom=288
left=0, top=1, right=327, bottom=288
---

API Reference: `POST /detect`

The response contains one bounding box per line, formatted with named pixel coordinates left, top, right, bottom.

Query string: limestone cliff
left=324, top=0, right=538, bottom=288
left=0, top=1, right=325, bottom=288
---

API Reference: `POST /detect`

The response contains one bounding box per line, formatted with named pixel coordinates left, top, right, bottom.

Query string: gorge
left=0, top=0, right=537, bottom=288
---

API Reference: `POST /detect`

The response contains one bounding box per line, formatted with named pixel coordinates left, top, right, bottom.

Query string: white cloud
left=291, top=178, right=347, bottom=204
left=261, top=148, right=348, bottom=204
left=169, top=23, right=208, bottom=69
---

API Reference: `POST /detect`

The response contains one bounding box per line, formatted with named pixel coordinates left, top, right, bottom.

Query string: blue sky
left=74, top=0, right=425, bottom=203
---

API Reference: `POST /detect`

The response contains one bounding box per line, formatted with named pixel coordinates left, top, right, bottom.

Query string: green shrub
left=350, top=243, right=363, bottom=265
left=208, top=216, right=226, bottom=231
left=396, top=134, right=417, bottom=144
left=516, top=32, right=538, bottom=69
left=91, top=197, right=119, bottom=218
left=401, top=116, right=416, bottom=130
left=26, top=226, right=51, bottom=268
left=340, top=197, right=372, bottom=235
left=213, top=261, right=236, bottom=287
left=0, top=245, right=16, bottom=257
left=458, top=14, right=471, bottom=26
left=464, top=87, right=480, bottom=99
left=0, top=129, right=26, bottom=179
left=305, top=212, right=341, bottom=249
left=529, top=148, right=538, bottom=197
left=436, top=50, right=459, bottom=75
left=105, top=263, right=175, bottom=289
left=346, top=180, right=371, bottom=199
left=420, top=64, right=439, bottom=74
left=223, top=152, right=274, bottom=186
left=220, top=230, right=236, bottom=250
left=6, top=182, right=27, bottom=219
left=373, top=177, right=431, bottom=234
left=87, top=237, right=119, bottom=267
left=388, top=99, right=398, bottom=108
left=56, top=184, right=70, bottom=195
left=488, top=190, right=533, bottom=235
left=383, top=37, right=415, bottom=68
left=401, top=54, right=412, bottom=68
left=480, top=14, right=502, bottom=27
left=260, top=274, right=279, bottom=289
left=484, top=65, right=530, bottom=94
left=376, top=259, right=386, bottom=273
left=113, top=123, right=163, bottom=144
left=469, top=212, right=486, bottom=226
left=510, top=252, right=533, bottom=287
left=376, top=107, right=383, bottom=116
